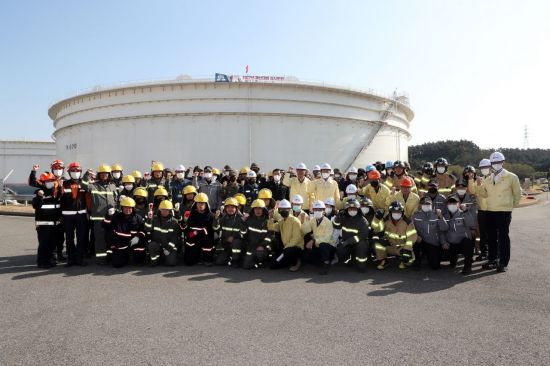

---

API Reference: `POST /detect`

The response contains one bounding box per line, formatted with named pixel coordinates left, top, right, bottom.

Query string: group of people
left=30, top=152, right=521, bottom=275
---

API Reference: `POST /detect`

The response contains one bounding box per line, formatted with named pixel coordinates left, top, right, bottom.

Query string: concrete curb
left=0, top=210, right=34, bottom=217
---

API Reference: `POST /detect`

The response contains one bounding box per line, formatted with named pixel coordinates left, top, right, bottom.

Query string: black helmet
left=361, top=197, right=373, bottom=207
left=388, top=200, right=404, bottom=213
left=434, top=157, right=449, bottom=167
left=463, top=165, right=475, bottom=175
left=393, top=160, right=405, bottom=169
left=345, top=199, right=361, bottom=209
left=403, top=161, right=411, bottom=172
left=422, top=162, right=434, bottom=175
left=374, top=161, right=385, bottom=172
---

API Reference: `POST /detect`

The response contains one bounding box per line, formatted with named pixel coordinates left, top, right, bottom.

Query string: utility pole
left=523, top=125, right=529, bottom=149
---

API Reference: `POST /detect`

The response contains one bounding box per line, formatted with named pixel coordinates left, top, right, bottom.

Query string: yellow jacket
left=468, top=179, right=488, bottom=211
left=435, top=173, right=456, bottom=196
left=362, top=184, right=391, bottom=213
left=268, top=215, right=304, bottom=249
left=387, top=191, right=420, bottom=220
left=282, top=175, right=312, bottom=209
left=302, top=216, right=335, bottom=246
left=473, top=169, right=521, bottom=212
left=309, top=178, right=340, bottom=209
left=372, top=217, right=417, bottom=250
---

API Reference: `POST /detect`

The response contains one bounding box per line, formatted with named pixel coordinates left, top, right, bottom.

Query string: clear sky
left=1, top=0, right=548, bottom=148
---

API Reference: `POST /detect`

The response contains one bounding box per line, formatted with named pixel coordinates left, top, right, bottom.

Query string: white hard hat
left=312, top=200, right=326, bottom=210
left=319, top=162, right=332, bottom=170
left=313, top=165, right=321, bottom=171
left=291, top=194, right=304, bottom=204
left=246, top=170, right=257, bottom=178
left=489, top=152, right=505, bottom=163
left=345, top=184, right=358, bottom=194
left=176, top=164, right=186, bottom=172
left=324, top=197, right=335, bottom=206
left=478, top=158, right=491, bottom=168
left=295, top=162, right=307, bottom=170
left=347, top=167, right=358, bottom=174
left=278, top=199, right=291, bottom=209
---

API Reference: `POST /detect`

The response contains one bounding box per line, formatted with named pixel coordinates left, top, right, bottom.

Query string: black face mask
left=279, top=210, right=290, bottom=218
left=370, top=180, right=379, bottom=187
left=428, top=187, right=438, bottom=195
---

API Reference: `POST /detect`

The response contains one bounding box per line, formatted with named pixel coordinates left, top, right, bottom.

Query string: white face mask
left=457, top=189, right=467, bottom=196
left=480, top=168, right=491, bottom=176
left=292, top=205, right=302, bottom=213
left=321, top=172, right=330, bottom=179
left=204, top=172, right=212, bottom=179
left=349, top=174, right=357, bottom=181
left=324, top=207, right=333, bottom=215
left=347, top=194, right=356, bottom=200
left=437, top=167, right=446, bottom=174
left=70, top=171, right=81, bottom=179
left=176, top=172, right=185, bottom=179
left=361, top=207, right=369, bottom=215
left=313, top=211, right=324, bottom=219
left=334, top=174, right=341, bottom=179
left=492, top=164, right=503, bottom=172
left=124, top=184, right=133, bottom=191
left=448, top=204, right=458, bottom=213
left=273, top=175, right=281, bottom=182
left=421, top=205, right=432, bottom=213
left=45, top=182, right=55, bottom=189
left=112, top=172, right=121, bottom=179
left=53, top=169, right=63, bottom=177
left=211, top=176, right=217, bottom=182
left=391, top=213, right=402, bottom=221
left=348, top=209, right=358, bottom=217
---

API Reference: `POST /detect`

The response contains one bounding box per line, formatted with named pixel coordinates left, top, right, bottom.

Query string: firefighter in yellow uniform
left=389, top=161, right=417, bottom=193
left=282, top=162, right=312, bottom=212
left=362, top=169, right=391, bottom=215
left=372, top=201, right=417, bottom=269
left=386, top=177, right=420, bottom=221
left=434, top=158, right=456, bottom=197
left=309, top=163, right=340, bottom=210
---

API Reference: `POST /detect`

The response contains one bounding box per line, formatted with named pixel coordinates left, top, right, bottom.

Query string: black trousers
left=271, top=247, right=302, bottom=269
left=36, top=226, right=57, bottom=265
left=242, top=246, right=269, bottom=269
left=486, top=211, right=512, bottom=267
left=215, top=238, right=243, bottom=265
left=477, top=210, right=489, bottom=255
left=413, top=241, right=441, bottom=269
left=55, top=224, right=65, bottom=254
left=336, top=240, right=369, bottom=270
left=445, top=238, right=474, bottom=269
left=64, top=213, right=88, bottom=265
left=183, top=233, right=214, bottom=265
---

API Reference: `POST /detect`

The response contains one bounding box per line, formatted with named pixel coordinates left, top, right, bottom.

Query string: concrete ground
left=1, top=195, right=549, bottom=365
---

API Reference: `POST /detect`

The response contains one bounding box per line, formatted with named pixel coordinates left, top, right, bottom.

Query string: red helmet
left=400, top=177, right=413, bottom=188
left=50, top=159, right=64, bottom=169
left=39, top=172, right=56, bottom=183
left=367, top=170, right=381, bottom=180
left=67, top=162, right=82, bottom=172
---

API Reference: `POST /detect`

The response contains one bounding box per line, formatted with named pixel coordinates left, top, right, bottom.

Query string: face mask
left=457, top=189, right=467, bottom=196
left=124, top=184, right=133, bottom=191
left=70, top=171, right=81, bottom=180
left=334, top=174, right=341, bottom=179
left=492, top=164, right=503, bottom=172
left=273, top=175, right=281, bottom=182
left=176, top=172, right=185, bottom=179
left=53, top=169, right=63, bottom=177
left=348, top=209, right=358, bottom=217
left=349, top=174, right=357, bottom=181
left=347, top=194, right=356, bottom=200
left=361, top=207, right=369, bottom=215
left=45, top=182, right=55, bottom=189
left=324, top=207, right=333, bottom=215
left=480, top=168, right=491, bottom=176
left=391, top=213, right=402, bottom=221
left=279, top=210, right=290, bottom=218
left=428, top=187, right=438, bottom=195
left=204, top=172, right=213, bottom=179
left=421, top=205, right=432, bottom=213
left=321, top=172, right=330, bottom=179
left=292, top=205, right=301, bottom=213
left=223, top=171, right=229, bottom=176
left=437, top=167, right=446, bottom=174
left=370, top=180, right=379, bottom=187
left=313, top=211, right=324, bottom=219
left=448, top=204, right=458, bottom=213
left=211, top=176, right=218, bottom=182
left=112, top=172, right=121, bottom=179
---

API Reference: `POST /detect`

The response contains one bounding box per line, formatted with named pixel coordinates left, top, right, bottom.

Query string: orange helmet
left=50, top=159, right=64, bottom=169
left=367, top=170, right=381, bottom=180
left=67, top=162, right=81, bottom=172
left=400, top=177, right=413, bottom=188
left=39, top=172, right=56, bottom=182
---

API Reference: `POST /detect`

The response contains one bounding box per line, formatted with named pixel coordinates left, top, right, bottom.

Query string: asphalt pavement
left=1, top=195, right=549, bottom=365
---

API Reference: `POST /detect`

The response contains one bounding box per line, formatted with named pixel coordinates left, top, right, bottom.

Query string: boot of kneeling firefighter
left=146, top=200, right=182, bottom=266
left=213, top=197, right=245, bottom=266
left=333, top=199, right=370, bottom=272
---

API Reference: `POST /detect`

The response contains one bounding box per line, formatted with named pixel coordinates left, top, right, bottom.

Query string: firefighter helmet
left=131, top=170, right=142, bottom=179
left=159, top=200, right=173, bottom=210
left=120, top=197, right=136, bottom=208
left=122, top=175, right=135, bottom=184
left=111, top=163, right=123, bottom=172
left=258, top=188, right=272, bottom=199
left=133, top=188, right=148, bottom=199
left=400, top=177, right=413, bottom=188
left=67, top=162, right=82, bottom=172
left=39, top=172, right=56, bottom=182
left=50, top=159, right=64, bottom=169
left=183, top=185, right=197, bottom=195
left=251, top=199, right=266, bottom=209
left=194, top=193, right=209, bottom=203
left=151, top=162, right=164, bottom=172
left=224, top=197, right=239, bottom=207
left=154, top=187, right=168, bottom=197
left=97, top=164, right=111, bottom=174
left=234, top=193, right=246, bottom=206
left=388, top=201, right=404, bottom=213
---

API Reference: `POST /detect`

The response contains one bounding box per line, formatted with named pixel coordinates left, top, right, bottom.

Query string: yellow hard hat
left=234, top=193, right=246, bottom=206
left=154, top=187, right=168, bottom=197
left=159, top=200, right=173, bottom=210
left=212, top=168, right=221, bottom=175
left=251, top=199, right=266, bottom=209
left=151, top=162, right=165, bottom=172
left=111, top=163, right=123, bottom=172
left=133, top=188, right=148, bottom=199
left=120, top=196, right=136, bottom=208
left=97, top=164, right=112, bottom=173
left=122, top=175, right=135, bottom=184
left=194, top=192, right=209, bottom=203
left=224, top=197, right=239, bottom=207
left=239, top=166, right=250, bottom=174
left=183, top=185, right=197, bottom=195
left=131, top=170, right=142, bottom=179
left=258, top=188, right=272, bottom=199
